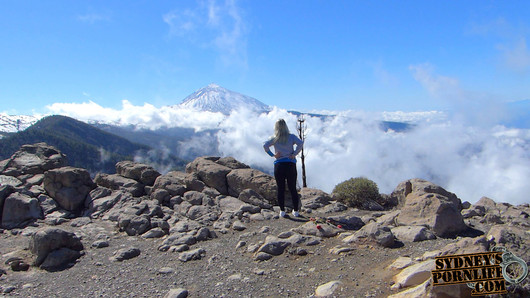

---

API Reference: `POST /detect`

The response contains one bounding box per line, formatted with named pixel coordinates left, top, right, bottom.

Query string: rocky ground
left=0, top=209, right=460, bottom=297
left=0, top=143, right=529, bottom=297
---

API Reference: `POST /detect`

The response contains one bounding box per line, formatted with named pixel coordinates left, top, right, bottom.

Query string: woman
left=263, top=119, right=304, bottom=218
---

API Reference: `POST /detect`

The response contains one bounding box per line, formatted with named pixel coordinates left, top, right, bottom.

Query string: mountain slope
left=176, top=83, right=270, bottom=115
left=0, top=115, right=155, bottom=173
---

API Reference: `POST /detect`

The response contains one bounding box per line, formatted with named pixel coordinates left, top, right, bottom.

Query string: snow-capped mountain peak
left=175, top=84, right=270, bottom=115
left=0, top=114, right=40, bottom=134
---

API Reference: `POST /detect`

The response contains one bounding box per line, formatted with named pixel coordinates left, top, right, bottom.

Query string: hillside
left=0, top=115, right=185, bottom=174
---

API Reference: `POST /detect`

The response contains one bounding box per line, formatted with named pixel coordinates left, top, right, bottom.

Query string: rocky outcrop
left=226, top=168, right=277, bottom=202
left=185, top=157, right=232, bottom=195
left=1, top=192, right=42, bottom=228
left=29, top=228, right=84, bottom=270
left=43, top=167, right=96, bottom=212
left=94, top=173, right=144, bottom=197
left=115, top=161, right=160, bottom=186
left=0, top=143, right=67, bottom=176
left=395, top=179, right=467, bottom=237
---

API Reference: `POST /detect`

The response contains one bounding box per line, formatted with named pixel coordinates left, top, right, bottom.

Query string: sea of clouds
left=47, top=101, right=530, bottom=205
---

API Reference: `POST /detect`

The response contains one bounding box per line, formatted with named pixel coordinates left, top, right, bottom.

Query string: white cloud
left=218, top=108, right=530, bottom=205
left=409, top=63, right=462, bottom=99
left=44, top=99, right=530, bottom=205
left=46, top=100, right=225, bottom=131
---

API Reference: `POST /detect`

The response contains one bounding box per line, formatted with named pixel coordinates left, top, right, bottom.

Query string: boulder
left=256, top=236, right=291, bottom=256
left=152, top=172, right=187, bottom=197
left=292, top=221, right=341, bottom=238
left=40, top=248, right=82, bottom=271
left=0, top=143, right=68, bottom=176
left=0, top=185, right=15, bottom=222
left=185, top=157, right=231, bottom=195
left=178, top=248, right=205, bottom=262
left=94, top=173, right=144, bottom=197
left=343, top=222, right=395, bottom=248
left=165, top=288, right=189, bottom=298
left=43, top=167, right=96, bottom=212
left=111, top=247, right=141, bottom=262
left=391, top=226, right=436, bottom=242
left=390, top=178, right=460, bottom=207
left=215, top=157, right=250, bottom=169
left=238, top=189, right=273, bottom=210
left=326, top=215, right=365, bottom=230
left=1, top=193, right=43, bottom=229
left=218, top=196, right=246, bottom=213
left=392, top=259, right=434, bottom=290
left=315, top=281, right=342, bottom=297
left=29, top=228, right=84, bottom=267
left=84, top=188, right=124, bottom=217
left=115, top=160, right=161, bottom=186
left=118, top=214, right=152, bottom=236
left=0, top=175, right=23, bottom=187
left=226, top=168, right=276, bottom=202
left=395, top=180, right=467, bottom=237
left=300, top=188, right=332, bottom=209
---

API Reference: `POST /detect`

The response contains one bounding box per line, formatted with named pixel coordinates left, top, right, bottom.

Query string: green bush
left=332, top=177, right=381, bottom=208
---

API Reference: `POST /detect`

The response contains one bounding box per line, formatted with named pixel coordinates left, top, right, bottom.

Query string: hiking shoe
left=279, top=211, right=286, bottom=218
left=292, top=210, right=300, bottom=217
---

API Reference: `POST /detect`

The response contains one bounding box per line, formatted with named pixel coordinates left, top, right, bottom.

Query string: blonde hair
left=273, top=119, right=290, bottom=144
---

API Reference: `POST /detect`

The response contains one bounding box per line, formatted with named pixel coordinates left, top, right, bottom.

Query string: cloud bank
left=46, top=101, right=530, bottom=205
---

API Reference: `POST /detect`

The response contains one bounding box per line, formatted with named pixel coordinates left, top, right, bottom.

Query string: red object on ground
left=337, top=225, right=343, bottom=229
left=316, top=225, right=322, bottom=230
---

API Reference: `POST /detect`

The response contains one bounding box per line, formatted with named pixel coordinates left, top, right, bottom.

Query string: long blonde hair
left=273, top=119, right=290, bottom=144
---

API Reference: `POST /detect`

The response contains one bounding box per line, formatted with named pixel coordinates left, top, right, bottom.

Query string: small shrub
left=332, top=177, right=381, bottom=208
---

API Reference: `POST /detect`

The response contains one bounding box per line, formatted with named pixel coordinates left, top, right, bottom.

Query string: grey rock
left=232, top=220, right=247, bottom=231
left=0, top=143, right=67, bottom=176
left=254, top=252, right=273, bottom=261
left=320, top=202, right=348, bottom=213
left=165, top=288, right=189, bottom=298
left=115, top=160, right=160, bottom=186
left=300, top=188, right=332, bottom=209
left=178, top=248, right=205, bottom=262
left=256, top=236, right=291, bottom=256
left=395, top=180, right=467, bottom=237
left=391, top=225, right=436, bottom=242
left=94, top=173, right=144, bottom=197
left=238, top=189, right=273, bottom=210
left=111, top=247, right=141, bottom=261
left=29, top=228, right=84, bottom=267
left=226, top=168, right=277, bottom=202
left=1, top=193, right=43, bottom=229
left=91, top=240, right=110, bottom=248
left=185, top=157, right=231, bottom=195
left=343, top=222, right=396, bottom=248
left=40, top=247, right=81, bottom=270
left=43, top=166, right=96, bottom=212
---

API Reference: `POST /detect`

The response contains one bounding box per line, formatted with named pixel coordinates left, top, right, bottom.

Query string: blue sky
left=1, top=0, right=529, bottom=115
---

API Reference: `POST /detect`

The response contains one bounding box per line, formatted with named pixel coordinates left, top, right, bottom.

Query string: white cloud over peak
left=46, top=100, right=224, bottom=131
